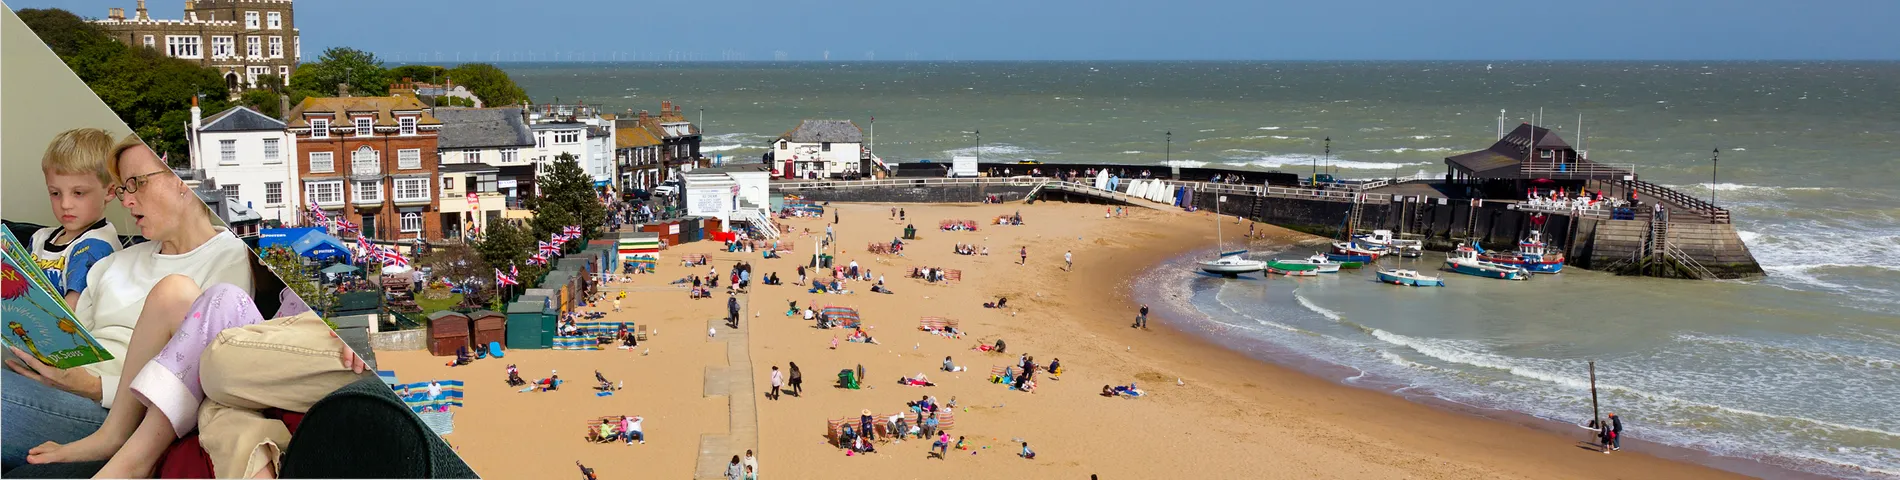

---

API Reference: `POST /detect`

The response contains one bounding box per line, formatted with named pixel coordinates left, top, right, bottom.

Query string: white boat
left=1197, top=195, right=1266, bottom=277
left=1355, top=229, right=1424, bottom=258
left=1376, top=269, right=1445, bottom=287
left=1200, top=250, right=1267, bottom=276
left=1444, top=244, right=1531, bottom=280
left=1267, top=254, right=1342, bottom=274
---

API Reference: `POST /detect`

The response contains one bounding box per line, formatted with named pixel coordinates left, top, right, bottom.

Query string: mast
left=1589, top=361, right=1601, bottom=428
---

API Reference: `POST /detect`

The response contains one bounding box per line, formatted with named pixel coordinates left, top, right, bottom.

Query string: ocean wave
left=700, top=144, right=752, bottom=153
left=1293, top=292, right=1344, bottom=322
left=1258, top=126, right=1282, bottom=130
left=1674, top=334, right=1900, bottom=371
left=1120, top=150, right=1144, bottom=155
left=1218, top=151, right=1428, bottom=170
left=1363, top=147, right=1453, bottom=154
left=1165, top=160, right=1208, bottom=168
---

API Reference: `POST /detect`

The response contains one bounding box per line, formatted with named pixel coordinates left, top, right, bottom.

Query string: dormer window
left=778, top=140, right=787, bottom=150
left=355, top=117, right=373, bottom=137
left=399, top=117, right=417, bottom=136
left=310, top=118, right=329, bottom=138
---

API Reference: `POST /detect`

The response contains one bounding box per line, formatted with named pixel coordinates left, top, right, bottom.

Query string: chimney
left=639, top=110, right=649, bottom=122
left=661, top=101, right=671, bottom=114
left=338, top=83, right=350, bottom=97
left=279, top=94, right=291, bottom=122
left=108, top=7, right=124, bottom=20
left=189, top=96, right=203, bottom=171
left=135, top=0, right=148, bottom=20
left=184, top=0, right=194, bottom=21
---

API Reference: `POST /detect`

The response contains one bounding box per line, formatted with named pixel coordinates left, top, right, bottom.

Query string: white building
left=682, top=163, right=775, bottom=235
left=772, top=119, right=865, bottom=179
left=526, top=104, right=617, bottom=195
left=433, top=107, right=534, bottom=211
left=190, top=104, right=298, bottom=224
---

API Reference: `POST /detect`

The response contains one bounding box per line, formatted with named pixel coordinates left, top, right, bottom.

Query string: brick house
left=286, top=87, right=444, bottom=241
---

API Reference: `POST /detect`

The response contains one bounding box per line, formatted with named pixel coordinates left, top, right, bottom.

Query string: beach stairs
left=734, top=209, right=780, bottom=239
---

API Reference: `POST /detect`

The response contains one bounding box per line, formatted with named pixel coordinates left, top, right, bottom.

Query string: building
left=91, top=0, right=301, bottom=92
left=1444, top=122, right=1626, bottom=199
left=188, top=103, right=298, bottom=224
left=773, top=119, right=866, bottom=179
left=433, top=107, right=535, bottom=234
left=681, top=162, right=774, bottom=234
left=286, top=86, right=444, bottom=241
left=614, top=115, right=664, bottom=194
left=523, top=102, right=617, bottom=195
left=630, top=101, right=704, bottom=184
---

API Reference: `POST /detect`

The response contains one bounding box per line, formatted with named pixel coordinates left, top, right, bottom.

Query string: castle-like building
left=91, top=0, right=301, bottom=93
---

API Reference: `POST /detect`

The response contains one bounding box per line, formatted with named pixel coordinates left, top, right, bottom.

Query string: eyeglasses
left=113, top=171, right=170, bottom=196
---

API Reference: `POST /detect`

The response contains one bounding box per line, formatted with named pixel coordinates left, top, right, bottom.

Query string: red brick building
left=287, top=88, right=444, bottom=241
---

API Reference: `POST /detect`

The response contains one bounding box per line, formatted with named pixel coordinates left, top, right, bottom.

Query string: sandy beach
left=380, top=200, right=1749, bottom=479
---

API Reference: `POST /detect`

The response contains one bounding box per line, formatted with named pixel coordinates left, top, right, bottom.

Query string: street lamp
left=1165, top=131, right=1172, bottom=165
left=1710, top=147, right=1720, bottom=207
left=1325, top=136, right=1332, bottom=177
left=975, top=129, right=981, bottom=161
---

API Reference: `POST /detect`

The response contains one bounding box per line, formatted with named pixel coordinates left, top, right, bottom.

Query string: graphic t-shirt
left=29, top=218, right=121, bottom=298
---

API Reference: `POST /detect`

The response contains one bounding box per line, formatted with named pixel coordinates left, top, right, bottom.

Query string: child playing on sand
left=30, top=128, right=122, bottom=306
left=1019, top=442, right=1036, bottom=459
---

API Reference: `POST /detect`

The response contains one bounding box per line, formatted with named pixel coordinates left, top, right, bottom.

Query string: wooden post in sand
left=1588, top=361, right=1600, bottom=426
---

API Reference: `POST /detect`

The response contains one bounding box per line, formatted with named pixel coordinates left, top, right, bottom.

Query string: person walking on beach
left=1598, top=417, right=1615, bottom=453
left=726, top=455, right=743, bottom=480
left=769, top=365, right=783, bottom=400
left=1065, top=250, right=1073, bottom=271
left=1134, top=304, right=1150, bottom=329
left=728, top=293, right=742, bottom=328
left=1020, top=246, right=1028, bottom=265
left=743, top=450, right=759, bottom=476
left=1609, top=412, right=1622, bottom=451
left=900, top=208, right=906, bottom=221
left=789, top=362, right=804, bottom=397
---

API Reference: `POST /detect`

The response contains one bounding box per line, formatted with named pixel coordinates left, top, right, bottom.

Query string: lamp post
left=1325, top=136, right=1332, bottom=177
left=1710, top=147, right=1720, bottom=207
left=1165, top=131, right=1172, bottom=165
left=975, top=129, right=981, bottom=162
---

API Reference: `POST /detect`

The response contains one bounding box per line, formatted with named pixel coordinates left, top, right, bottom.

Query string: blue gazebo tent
left=258, top=227, right=324, bottom=250
left=291, top=230, right=352, bottom=263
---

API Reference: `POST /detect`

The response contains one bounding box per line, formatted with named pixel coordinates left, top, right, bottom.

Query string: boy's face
left=43, top=170, right=110, bottom=232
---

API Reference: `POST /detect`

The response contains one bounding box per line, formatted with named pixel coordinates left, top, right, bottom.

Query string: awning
left=320, top=263, right=362, bottom=275
left=291, top=230, right=353, bottom=263
left=259, top=227, right=325, bottom=249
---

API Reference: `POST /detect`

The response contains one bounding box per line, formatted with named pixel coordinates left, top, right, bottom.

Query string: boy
left=30, top=128, right=122, bottom=306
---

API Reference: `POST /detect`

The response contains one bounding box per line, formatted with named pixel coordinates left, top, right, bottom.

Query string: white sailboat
left=1197, top=195, right=1267, bottom=276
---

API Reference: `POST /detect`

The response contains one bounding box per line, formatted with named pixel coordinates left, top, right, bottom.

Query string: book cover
left=1, top=228, right=112, bottom=369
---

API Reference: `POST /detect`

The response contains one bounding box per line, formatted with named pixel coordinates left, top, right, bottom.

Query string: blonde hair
left=41, top=128, right=118, bottom=186
left=107, top=133, right=154, bottom=181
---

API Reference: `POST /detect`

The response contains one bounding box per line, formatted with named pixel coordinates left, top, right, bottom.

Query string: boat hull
left=1267, top=260, right=1340, bottom=273
left=1376, top=270, right=1444, bottom=287
left=1325, top=253, right=1375, bottom=264
left=1478, top=253, right=1565, bottom=273
left=1268, top=266, right=1318, bottom=277
left=1198, top=260, right=1266, bottom=276
left=1445, top=260, right=1531, bottom=280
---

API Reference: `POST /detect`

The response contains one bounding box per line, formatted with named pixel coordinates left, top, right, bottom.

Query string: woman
left=3, top=139, right=254, bottom=470
left=787, top=362, right=803, bottom=397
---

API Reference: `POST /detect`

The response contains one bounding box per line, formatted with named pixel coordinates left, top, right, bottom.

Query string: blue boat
left=1476, top=230, right=1565, bottom=273
left=1376, top=269, right=1445, bottom=287
left=1326, top=241, right=1383, bottom=264
left=1444, top=245, right=1531, bottom=280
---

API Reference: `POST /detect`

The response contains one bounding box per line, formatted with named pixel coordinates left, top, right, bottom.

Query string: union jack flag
left=308, top=205, right=330, bottom=226
left=510, top=264, right=520, bottom=278
left=356, top=235, right=374, bottom=257
left=495, top=268, right=519, bottom=287
left=538, top=241, right=557, bottom=255
left=528, top=253, right=548, bottom=266
left=381, top=249, right=410, bottom=268
left=563, top=225, right=583, bottom=237
left=335, top=219, right=358, bottom=232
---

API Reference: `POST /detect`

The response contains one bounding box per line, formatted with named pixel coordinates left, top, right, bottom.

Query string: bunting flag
left=538, top=241, right=557, bottom=255
left=356, top=235, right=375, bottom=258
left=308, top=205, right=330, bottom=226
left=563, top=225, right=583, bottom=237
left=336, top=219, right=359, bottom=232
left=495, top=268, right=519, bottom=287
left=510, top=264, right=520, bottom=278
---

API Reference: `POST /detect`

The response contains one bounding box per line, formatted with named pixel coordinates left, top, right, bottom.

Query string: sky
left=14, top=0, right=1900, bottom=60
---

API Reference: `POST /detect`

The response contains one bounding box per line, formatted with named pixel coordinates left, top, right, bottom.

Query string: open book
left=1, top=227, right=113, bottom=369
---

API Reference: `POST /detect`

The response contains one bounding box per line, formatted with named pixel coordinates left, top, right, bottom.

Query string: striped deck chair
left=635, top=324, right=648, bottom=341
left=988, top=365, right=1013, bottom=384
left=583, top=416, right=621, bottom=442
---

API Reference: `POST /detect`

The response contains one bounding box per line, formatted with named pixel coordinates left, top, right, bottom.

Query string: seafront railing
left=773, top=175, right=1396, bottom=205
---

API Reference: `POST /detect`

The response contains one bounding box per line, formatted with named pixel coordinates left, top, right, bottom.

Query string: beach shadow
left=927, top=451, right=944, bottom=460
left=1573, top=442, right=1608, bottom=453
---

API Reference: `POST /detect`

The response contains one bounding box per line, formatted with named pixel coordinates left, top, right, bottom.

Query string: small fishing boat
left=1376, top=269, right=1444, bottom=287
left=1200, top=250, right=1267, bottom=276
left=1444, top=244, right=1531, bottom=280
left=1328, top=241, right=1383, bottom=264
left=1354, top=230, right=1424, bottom=258
left=1267, top=255, right=1342, bottom=274
left=1268, top=265, right=1320, bottom=277
left=1477, top=230, right=1566, bottom=273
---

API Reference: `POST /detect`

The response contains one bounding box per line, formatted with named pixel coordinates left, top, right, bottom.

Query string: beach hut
left=619, top=233, right=661, bottom=273
left=505, top=300, right=546, bottom=350
left=426, top=311, right=472, bottom=357
left=470, top=310, right=507, bottom=349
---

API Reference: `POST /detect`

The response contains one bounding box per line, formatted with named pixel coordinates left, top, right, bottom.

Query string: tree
left=288, top=47, right=389, bottom=99
left=388, top=65, right=448, bottom=84
left=447, top=63, right=530, bottom=107
left=239, top=89, right=284, bottom=119
left=260, top=247, right=339, bottom=329
left=475, top=221, right=534, bottom=275
left=22, top=8, right=231, bottom=166
left=528, top=153, right=606, bottom=244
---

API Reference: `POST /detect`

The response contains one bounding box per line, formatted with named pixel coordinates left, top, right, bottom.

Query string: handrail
left=1507, top=201, right=1612, bottom=220
left=1615, top=179, right=1730, bottom=224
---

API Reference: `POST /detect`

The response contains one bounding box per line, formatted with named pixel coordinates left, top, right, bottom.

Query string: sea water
left=502, top=61, right=1900, bottom=476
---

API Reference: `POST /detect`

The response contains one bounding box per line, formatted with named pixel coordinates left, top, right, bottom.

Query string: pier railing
left=773, top=176, right=1044, bottom=191
left=1613, top=179, right=1731, bottom=224
left=1520, top=160, right=1638, bottom=180
left=1506, top=201, right=1613, bottom=220
left=1353, top=171, right=1437, bottom=191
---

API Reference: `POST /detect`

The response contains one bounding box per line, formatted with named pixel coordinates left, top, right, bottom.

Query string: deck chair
left=635, top=324, right=648, bottom=341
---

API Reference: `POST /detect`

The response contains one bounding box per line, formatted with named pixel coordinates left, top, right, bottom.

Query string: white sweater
left=75, top=229, right=254, bottom=407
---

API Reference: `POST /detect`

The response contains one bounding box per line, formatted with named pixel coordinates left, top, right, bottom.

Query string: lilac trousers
left=127, top=285, right=311, bottom=436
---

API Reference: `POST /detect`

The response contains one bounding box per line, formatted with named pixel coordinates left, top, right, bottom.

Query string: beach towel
left=596, top=391, right=614, bottom=397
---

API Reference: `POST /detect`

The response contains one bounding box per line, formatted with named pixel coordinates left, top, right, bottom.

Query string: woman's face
left=114, top=145, right=191, bottom=241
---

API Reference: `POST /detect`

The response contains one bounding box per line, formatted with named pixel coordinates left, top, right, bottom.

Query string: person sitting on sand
left=507, top=366, right=525, bottom=387
left=785, top=300, right=799, bottom=316
left=942, top=356, right=957, bottom=372
left=578, top=461, right=597, bottom=480
left=839, top=424, right=859, bottom=449
left=955, top=436, right=968, bottom=451
left=846, top=327, right=879, bottom=345
left=451, top=345, right=473, bottom=366
left=1048, top=358, right=1062, bottom=377
left=888, top=413, right=909, bottom=438
left=1102, top=385, right=1116, bottom=397
left=1019, top=442, right=1036, bottom=459
left=995, top=338, right=1007, bottom=353
left=852, top=435, right=876, bottom=454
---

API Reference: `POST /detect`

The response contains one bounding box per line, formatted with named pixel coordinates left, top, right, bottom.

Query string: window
left=278, top=66, right=289, bottom=85
left=354, top=180, right=382, bottom=203
left=822, top=142, right=832, bottom=152
left=165, top=35, right=202, bottom=58
left=269, top=37, right=282, bottom=58
left=501, top=148, right=519, bottom=163
left=308, top=151, right=334, bottom=172
left=778, top=141, right=787, bottom=151
left=399, top=117, right=416, bottom=136
left=263, top=138, right=280, bottom=163
left=294, top=36, right=300, bottom=59
left=1539, top=150, right=1554, bottom=159
left=306, top=180, right=342, bottom=205
left=220, top=184, right=240, bottom=200
left=535, top=133, right=546, bottom=149
left=441, top=175, right=455, bottom=192
left=555, top=131, right=580, bottom=144
left=462, top=150, right=479, bottom=163
left=400, top=212, right=422, bottom=233
left=247, top=36, right=261, bottom=58
left=142, top=35, right=155, bottom=48
left=211, top=36, right=234, bottom=58
left=265, top=182, right=283, bottom=205
left=355, top=117, right=373, bottom=137
left=395, top=178, right=429, bottom=202
left=267, top=11, right=281, bottom=29
left=247, top=66, right=268, bottom=88
left=397, top=149, right=421, bottom=170
left=351, top=146, right=379, bottom=174
left=310, top=118, right=329, bottom=138
left=218, top=139, right=238, bottom=165
left=245, top=11, right=259, bottom=29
